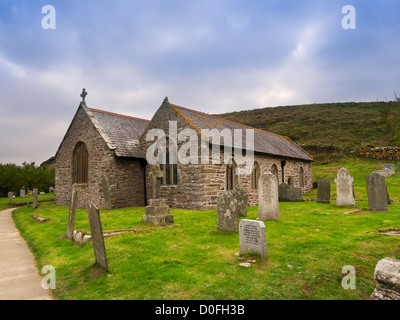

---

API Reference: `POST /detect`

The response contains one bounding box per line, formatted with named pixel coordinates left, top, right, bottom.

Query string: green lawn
left=0, top=192, right=54, bottom=211
left=8, top=157, right=400, bottom=300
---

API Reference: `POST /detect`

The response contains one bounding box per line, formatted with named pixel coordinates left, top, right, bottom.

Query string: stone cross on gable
left=80, top=88, right=88, bottom=103
left=150, top=166, right=164, bottom=200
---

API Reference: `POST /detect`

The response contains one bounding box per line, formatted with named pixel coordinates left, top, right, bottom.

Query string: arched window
left=299, top=166, right=304, bottom=189
left=271, top=164, right=279, bottom=183
left=288, top=177, right=293, bottom=186
left=226, top=160, right=238, bottom=191
left=73, top=142, right=88, bottom=183
left=251, top=162, right=260, bottom=190
left=159, top=137, right=178, bottom=186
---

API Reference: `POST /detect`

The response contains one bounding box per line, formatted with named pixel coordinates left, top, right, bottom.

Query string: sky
left=0, top=0, right=399, bottom=165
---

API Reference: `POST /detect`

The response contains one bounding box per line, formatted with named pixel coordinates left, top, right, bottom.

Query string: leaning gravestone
left=232, top=185, right=248, bottom=217
left=239, top=219, right=267, bottom=260
left=278, top=183, right=303, bottom=202
left=101, top=175, right=112, bottom=210
left=87, top=202, right=109, bottom=271
left=20, top=188, right=25, bottom=197
left=317, top=179, right=331, bottom=204
left=217, top=190, right=239, bottom=232
left=32, top=189, right=38, bottom=209
left=334, top=168, right=355, bottom=206
left=8, top=192, right=15, bottom=206
left=258, top=173, right=279, bottom=220
left=67, top=184, right=77, bottom=240
left=366, top=172, right=389, bottom=212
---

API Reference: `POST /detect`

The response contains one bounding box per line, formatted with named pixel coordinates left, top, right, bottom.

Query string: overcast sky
left=0, top=0, right=399, bottom=165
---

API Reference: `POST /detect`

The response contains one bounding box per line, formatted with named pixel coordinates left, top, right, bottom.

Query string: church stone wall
left=55, top=106, right=145, bottom=209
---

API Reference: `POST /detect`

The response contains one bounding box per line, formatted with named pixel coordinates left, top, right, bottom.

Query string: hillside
left=217, top=101, right=400, bottom=162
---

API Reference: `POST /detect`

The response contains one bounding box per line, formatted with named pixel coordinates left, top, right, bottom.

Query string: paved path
left=0, top=208, right=53, bottom=300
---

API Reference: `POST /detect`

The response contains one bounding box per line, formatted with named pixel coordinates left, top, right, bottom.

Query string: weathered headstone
left=278, top=183, right=303, bottom=202
left=334, top=168, right=355, bottom=206
left=101, top=175, right=112, bottom=210
left=32, top=189, right=38, bottom=209
left=382, top=164, right=395, bottom=172
left=366, top=172, right=389, bottom=212
left=371, top=258, right=400, bottom=300
left=232, top=185, right=248, bottom=217
left=87, top=202, right=109, bottom=271
left=49, top=186, right=55, bottom=193
left=8, top=192, right=15, bottom=206
left=20, top=188, right=25, bottom=197
left=258, top=173, right=279, bottom=220
left=239, top=219, right=267, bottom=260
left=142, top=199, right=174, bottom=226
left=317, top=179, right=331, bottom=204
left=217, top=190, right=239, bottom=232
left=67, top=184, right=77, bottom=240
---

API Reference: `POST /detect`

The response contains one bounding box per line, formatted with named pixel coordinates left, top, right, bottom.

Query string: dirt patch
left=376, top=229, right=400, bottom=236
left=326, top=166, right=342, bottom=172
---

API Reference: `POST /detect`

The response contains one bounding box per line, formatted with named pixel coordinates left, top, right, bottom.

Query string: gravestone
left=8, top=192, right=15, bottom=206
left=382, top=164, right=395, bottom=172
left=258, top=173, right=279, bottom=220
left=278, top=183, right=303, bottom=202
left=87, top=202, right=109, bottom=271
left=232, top=185, right=248, bottom=217
left=317, top=179, right=331, bottom=204
left=32, top=189, right=38, bottom=209
left=239, top=219, right=267, bottom=260
left=101, top=175, right=112, bottom=210
left=366, top=172, right=389, bottom=212
left=20, top=188, right=25, bottom=197
left=334, top=168, right=355, bottom=206
left=67, top=184, right=77, bottom=240
left=217, top=190, right=239, bottom=232
left=49, top=186, right=55, bottom=193
left=142, top=199, right=174, bottom=225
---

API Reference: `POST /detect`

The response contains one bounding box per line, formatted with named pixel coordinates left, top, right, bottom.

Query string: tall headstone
left=366, top=172, right=389, bottom=212
left=258, top=173, right=279, bottom=220
left=101, top=175, right=112, bottom=210
left=239, top=219, right=267, bottom=260
left=317, top=179, right=331, bottom=204
left=278, top=183, right=303, bottom=202
left=232, top=185, right=248, bottom=217
left=67, top=184, right=77, bottom=240
left=87, top=202, right=109, bottom=271
left=8, top=192, right=15, bottom=206
left=20, top=188, right=25, bottom=197
left=217, top=190, right=239, bottom=233
left=334, top=168, right=355, bottom=206
left=32, top=188, right=38, bottom=209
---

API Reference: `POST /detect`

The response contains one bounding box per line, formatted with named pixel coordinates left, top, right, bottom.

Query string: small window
left=299, top=166, right=304, bottom=189
left=159, top=138, right=178, bottom=186
left=271, top=164, right=279, bottom=183
left=226, top=160, right=238, bottom=191
left=251, top=162, right=260, bottom=190
left=73, top=142, right=88, bottom=183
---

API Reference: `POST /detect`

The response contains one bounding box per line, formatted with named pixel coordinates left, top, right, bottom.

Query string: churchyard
left=5, top=157, right=400, bottom=300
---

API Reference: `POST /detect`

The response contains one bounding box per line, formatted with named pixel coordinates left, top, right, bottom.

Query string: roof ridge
left=89, top=108, right=150, bottom=122
left=170, top=103, right=285, bottom=138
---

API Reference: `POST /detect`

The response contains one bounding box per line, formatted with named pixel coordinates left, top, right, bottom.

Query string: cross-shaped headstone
left=150, top=166, right=164, bottom=200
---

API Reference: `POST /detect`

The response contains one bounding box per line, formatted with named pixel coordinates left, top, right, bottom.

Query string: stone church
left=55, top=95, right=313, bottom=210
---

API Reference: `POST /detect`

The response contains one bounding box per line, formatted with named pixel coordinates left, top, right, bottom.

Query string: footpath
left=0, top=208, right=53, bottom=300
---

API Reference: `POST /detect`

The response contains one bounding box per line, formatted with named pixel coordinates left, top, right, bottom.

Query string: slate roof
left=88, top=108, right=150, bottom=158
left=169, top=103, right=314, bottom=162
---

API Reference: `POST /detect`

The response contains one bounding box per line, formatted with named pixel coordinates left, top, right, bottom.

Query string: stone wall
left=351, top=147, right=400, bottom=161
left=55, top=105, right=145, bottom=209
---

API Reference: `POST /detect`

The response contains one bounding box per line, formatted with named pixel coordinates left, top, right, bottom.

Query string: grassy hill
left=217, top=101, right=400, bottom=162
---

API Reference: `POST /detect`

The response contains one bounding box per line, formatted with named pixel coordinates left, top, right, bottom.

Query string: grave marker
left=217, top=190, right=239, bottom=232
left=258, top=173, right=279, bottom=220
left=317, top=179, right=331, bottom=204
left=366, top=172, right=389, bottom=212
left=32, top=189, right=38, bottom=209
left=67, top=184, right=77, bottom=240
left=8, top=192, right=15, bottom=206
left=101, top=175, right=112, bottom=210
left=334, top=168, right=355, bottom=206
left=239, top=219, right=267, bottom=260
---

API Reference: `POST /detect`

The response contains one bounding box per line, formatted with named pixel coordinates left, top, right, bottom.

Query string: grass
left=7, top=157, right=400, bottom=300
left=0, top=192, right=54, bottom=211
